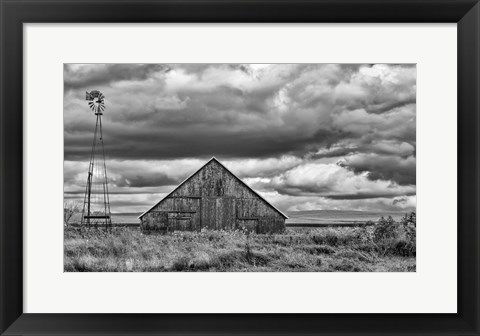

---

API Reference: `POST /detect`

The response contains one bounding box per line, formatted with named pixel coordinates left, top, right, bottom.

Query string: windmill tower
left=81, top=90, right=112, bottom=228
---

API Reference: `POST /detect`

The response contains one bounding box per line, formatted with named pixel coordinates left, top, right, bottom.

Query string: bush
left=401, top=212, right=416, bottom=243
left=372, top=213, right=416, bottom=256
left=373, top=216, right=397, bottom=242
left=391, top=239, right=416, bottom=257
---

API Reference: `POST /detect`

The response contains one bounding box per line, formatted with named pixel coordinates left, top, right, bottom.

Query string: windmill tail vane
left=81, top=90, right=112, bottom=229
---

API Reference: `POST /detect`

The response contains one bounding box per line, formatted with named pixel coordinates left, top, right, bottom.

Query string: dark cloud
left=364, top=98, right=416, bottom=114
left=64, top=64, right=170, bottom=91
left=338, top=153, right=416, bottom=186
left=113, top=173, right=179, bottom=188
left=64, top=190, right=162, bottom=195
left=64, top=120, right=353, bottom=161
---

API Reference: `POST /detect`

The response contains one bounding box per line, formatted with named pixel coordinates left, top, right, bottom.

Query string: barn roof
left=138, top=157, right=288, bottom=219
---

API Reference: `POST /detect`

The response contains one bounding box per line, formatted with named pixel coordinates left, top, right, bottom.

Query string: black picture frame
left=1, top=1, right=479, bottom=335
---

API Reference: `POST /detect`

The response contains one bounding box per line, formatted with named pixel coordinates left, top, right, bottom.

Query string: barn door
left=216, top=198, right=235, bottom=230
left=201, top=198, right=216, bottom=230
left=201, top=197, right=235, bottom=230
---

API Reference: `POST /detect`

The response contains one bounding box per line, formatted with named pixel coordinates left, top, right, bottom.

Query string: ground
left=64, top=222, right=416, bottom=272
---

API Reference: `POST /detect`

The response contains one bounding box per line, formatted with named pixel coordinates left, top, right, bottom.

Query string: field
left=64, top=213, right=416, bottom=272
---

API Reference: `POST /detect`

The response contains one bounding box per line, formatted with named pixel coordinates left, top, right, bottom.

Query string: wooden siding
left=140, top=159, right=285, bottom=233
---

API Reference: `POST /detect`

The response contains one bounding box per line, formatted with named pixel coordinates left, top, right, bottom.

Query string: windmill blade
left=86, top=90, right=107, bottom=116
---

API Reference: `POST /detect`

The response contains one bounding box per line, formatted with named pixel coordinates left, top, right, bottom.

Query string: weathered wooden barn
left=138, top=157, right=287, bottom=233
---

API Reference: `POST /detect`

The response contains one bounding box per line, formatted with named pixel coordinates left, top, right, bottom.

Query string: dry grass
left=64, top=220, right=415, bottom=272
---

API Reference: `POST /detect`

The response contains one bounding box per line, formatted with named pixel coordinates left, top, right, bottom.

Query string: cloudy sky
left=64, top=64, right=416, bottom=214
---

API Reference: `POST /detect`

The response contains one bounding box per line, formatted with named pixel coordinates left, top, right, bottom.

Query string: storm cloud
left=64, top=64, right=416, bottom=213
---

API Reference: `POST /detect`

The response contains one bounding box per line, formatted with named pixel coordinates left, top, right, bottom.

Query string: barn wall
left=140, top=160, right=285, bottom=233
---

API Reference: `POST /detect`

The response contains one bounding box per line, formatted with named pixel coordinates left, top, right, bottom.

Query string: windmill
left=81, top=90, right=112, bottom=229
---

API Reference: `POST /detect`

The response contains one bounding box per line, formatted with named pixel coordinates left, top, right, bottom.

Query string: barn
left=138, top=157, right=287, bottom=233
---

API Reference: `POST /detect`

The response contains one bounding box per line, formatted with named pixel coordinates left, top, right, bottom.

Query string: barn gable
left=138, top=157, right=287, bottom=233
left=139, top=157, right=287, bottom=219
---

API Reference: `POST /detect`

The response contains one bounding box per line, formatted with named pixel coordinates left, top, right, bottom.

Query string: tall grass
left=64, top=212, right=416, bottom=272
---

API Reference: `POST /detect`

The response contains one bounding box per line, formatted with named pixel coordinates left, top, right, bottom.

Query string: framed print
left=1, top=0, right=479, bottom=335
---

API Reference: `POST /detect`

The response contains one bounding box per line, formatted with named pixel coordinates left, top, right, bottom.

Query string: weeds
left=64, top=212, right=416, bottom=272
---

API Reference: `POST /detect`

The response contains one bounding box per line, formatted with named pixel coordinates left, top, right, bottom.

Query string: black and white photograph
left=64, top=63, right=416, bottom=272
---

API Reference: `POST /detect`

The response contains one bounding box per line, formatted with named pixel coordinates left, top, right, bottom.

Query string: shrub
left=372, top=213, right=416, bottom=256
left=373, top=216, right=397, bottom=242
left=401, top=212, right=416, bottom=244
left=391, top=239, right=416, bottom=257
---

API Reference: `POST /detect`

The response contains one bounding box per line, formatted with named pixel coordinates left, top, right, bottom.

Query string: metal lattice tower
left=81, top=90, right=112, bottom=229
